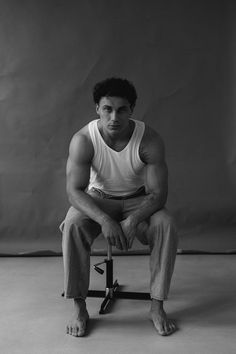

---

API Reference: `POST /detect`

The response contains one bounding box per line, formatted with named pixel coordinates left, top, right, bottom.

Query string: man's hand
left=120, top=217, right=138, bottom=249
left=120, top=218, right=149, bottom=249
left=101, top=217, right=128, bottom=251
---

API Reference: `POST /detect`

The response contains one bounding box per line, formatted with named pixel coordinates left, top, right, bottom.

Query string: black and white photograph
left=0, top=1, right=235, bottom=353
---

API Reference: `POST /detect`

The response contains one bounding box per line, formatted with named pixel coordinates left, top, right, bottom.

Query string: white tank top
left=88, top=119, right=146, bottom=196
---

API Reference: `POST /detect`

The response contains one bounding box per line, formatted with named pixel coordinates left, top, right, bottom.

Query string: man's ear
left=130, top=104, right=135, bottom=115
left=95, top=104, right=99, bottom=115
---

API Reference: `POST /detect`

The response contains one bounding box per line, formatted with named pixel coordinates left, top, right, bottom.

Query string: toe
left=164, top=323, right=171, bottom=335
left=159, top=329, right=167, bottom=336
left=157, top=324, right=166, bottom=336
left=170, top=321, right=176, bottom=332
left=155, top=320, right=175, bottom=336
left=165, top=321, right=176, bottom=335
left=72, top=326, right=78, bottom=337
left=67, top=316, right=88, bottom=337
left=151, top=316, right=166, bottom=336
left=77, top=321, right=86, bottom=337
left=77, top=329, right=85, bottom=337
left=70, top=325, right=76, bottom=336
left=159, top=325, right=169, bottom=336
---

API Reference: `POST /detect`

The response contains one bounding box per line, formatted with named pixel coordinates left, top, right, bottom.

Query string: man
left=60, top=77, right=178, bottom=337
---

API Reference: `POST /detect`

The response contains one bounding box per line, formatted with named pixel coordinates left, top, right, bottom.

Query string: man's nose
left=110, top=111, right=119, bottom=121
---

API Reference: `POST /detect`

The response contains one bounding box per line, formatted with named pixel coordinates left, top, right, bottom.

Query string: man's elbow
left=66, top=185, right=74, bottom=205
left=66, top=184, right=84, bottom=204
left=152, top=189, right=168, bottom=209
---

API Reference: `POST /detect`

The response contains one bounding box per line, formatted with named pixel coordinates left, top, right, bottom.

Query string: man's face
left=96, top=96, right=133, bottom=136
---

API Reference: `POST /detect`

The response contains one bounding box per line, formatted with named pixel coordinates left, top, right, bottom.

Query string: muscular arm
left=130, top=128, right=168, bottom=224
left=120, top=127, right=168, bottom=247
left=130, top=128, right=168, bottom=225
left=66, top=133, right=109, bottom=224
left=66, top=132, right=127, bottom=250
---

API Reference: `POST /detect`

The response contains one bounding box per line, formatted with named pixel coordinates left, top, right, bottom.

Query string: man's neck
left=98, top=120, right=135, bottom=151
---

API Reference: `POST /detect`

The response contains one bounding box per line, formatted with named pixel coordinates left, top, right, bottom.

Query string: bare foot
left=149, top=299, right=176, bottom=336
left=67, top=299, right=89, bottom=337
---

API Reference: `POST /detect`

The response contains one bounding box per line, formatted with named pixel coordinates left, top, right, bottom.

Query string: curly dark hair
left=93, top=77, right=137, bottom=108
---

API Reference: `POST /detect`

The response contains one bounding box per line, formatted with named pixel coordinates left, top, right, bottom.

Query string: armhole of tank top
left=135, top=120, right=146, bottom=166
left=88, top=120, right=98, bottom=161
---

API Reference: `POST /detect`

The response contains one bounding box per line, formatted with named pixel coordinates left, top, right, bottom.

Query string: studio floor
left=0, top=254, right=236, bottom=354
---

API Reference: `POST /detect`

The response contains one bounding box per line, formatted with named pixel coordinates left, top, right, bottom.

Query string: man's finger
left=108, top=236, right=116, bottom=246
left=106, top=236, right=111, bottom=245
left=119, top=233, right=128, bottom=251
left=111, top=236, right=117, bottom=246
left=115, top=238, right=122, bottom=250
left=128, top=236, right=134, bottom=249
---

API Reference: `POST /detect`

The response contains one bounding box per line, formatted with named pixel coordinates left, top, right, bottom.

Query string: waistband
left=90, top=186, right=146, bottom=200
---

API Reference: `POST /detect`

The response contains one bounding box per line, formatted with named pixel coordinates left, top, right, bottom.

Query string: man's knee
left=62, top=207, right=101, bottom=248
left=150, top=209, right=176, bottom=231
left=61, top=207, right=88, bottom=235
left=149, top=209, right=178, bottom=249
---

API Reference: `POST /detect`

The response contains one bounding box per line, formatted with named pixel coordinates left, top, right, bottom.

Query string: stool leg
left=99, top=244, right=120, bottom=314
left=107, top=242, right=112, bottom=260
left=106, top=258, right=113, bottom=289
left=99, top=279, right=119, bottom=314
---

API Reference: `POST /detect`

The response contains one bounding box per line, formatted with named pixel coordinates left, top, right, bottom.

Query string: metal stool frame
left=87, top=243, right=150, bottom=314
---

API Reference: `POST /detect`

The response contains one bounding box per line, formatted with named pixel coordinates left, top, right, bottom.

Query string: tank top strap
left=88, top=119, right=100, bottom=159
left=130, top=119, right=145, bottom=165
left=131, top=119, right=145, bottom=144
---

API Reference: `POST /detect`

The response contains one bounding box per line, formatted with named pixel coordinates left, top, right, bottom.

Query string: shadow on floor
left=171, top=292, right=236, bottom=326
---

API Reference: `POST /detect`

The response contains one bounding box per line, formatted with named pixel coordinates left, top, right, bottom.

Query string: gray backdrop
left=0, top=0, right=235, bottom=254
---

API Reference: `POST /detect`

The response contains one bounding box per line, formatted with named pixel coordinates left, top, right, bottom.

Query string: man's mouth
left=109, top=125, right=120, bottom=129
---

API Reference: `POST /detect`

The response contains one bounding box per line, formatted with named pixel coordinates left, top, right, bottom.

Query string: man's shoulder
left=139, top=123, right=165, bottom=164
left=69, top=121, right=94, bottom=160
left=70, top=120, right=95, bottom=145
left=142, top=124, right=164, bottom=148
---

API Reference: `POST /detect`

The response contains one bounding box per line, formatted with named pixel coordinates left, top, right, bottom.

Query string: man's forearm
left=128, top=192, right=166, bottom=226
left=68, top=189, right=111, bottom=226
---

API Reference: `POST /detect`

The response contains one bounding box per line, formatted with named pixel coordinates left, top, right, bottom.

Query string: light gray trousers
left=60, top=191, right=178, bottom=301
